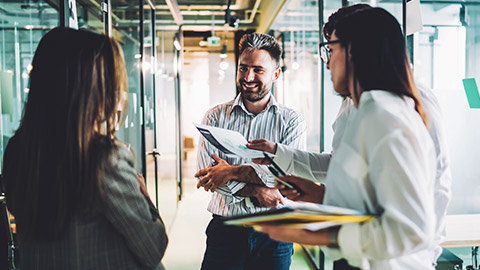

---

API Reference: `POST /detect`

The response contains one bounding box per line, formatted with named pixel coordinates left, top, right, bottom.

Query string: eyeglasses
left=319, top=40, right=342, bottom=63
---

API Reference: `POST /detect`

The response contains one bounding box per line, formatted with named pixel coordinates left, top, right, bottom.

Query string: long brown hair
left=334, top=7, right=428, bottom=126
left=3, top=27, right=127, bottom=240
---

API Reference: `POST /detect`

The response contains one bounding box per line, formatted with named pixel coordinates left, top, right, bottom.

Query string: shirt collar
left=232, top=93, right=279, bottom=116
left=359, top=90, right=415, bottom=109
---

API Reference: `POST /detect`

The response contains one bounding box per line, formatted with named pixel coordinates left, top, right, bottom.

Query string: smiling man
left=195, top=33, right=307, bottom=269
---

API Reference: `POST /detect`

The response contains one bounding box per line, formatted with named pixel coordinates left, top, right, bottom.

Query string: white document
left=407, top=0, right=423, bottom=35
left=195, top=123, right=269, bottom=159
left=302, top=221, right=347, bottom=231
left=283, top=200, right=367, bottom=216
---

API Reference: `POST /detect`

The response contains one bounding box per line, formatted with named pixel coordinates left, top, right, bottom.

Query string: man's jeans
left=201, top=215, right=293, bottom=270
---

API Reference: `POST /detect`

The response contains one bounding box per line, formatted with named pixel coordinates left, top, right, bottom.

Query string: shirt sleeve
left=274, top=143, right=330, bottom=183
left=196, top=110, right=247, bottom=202
left=102, top=146, right=168, bottom=269
left=336, top=130, right=435, bottom=261
left=280, top=111, right=307, bottom=151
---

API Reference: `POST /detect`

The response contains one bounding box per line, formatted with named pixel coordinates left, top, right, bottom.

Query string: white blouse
left=324, top=90, right=436, bottom=269
left=274, top=83, right=451, bottom=264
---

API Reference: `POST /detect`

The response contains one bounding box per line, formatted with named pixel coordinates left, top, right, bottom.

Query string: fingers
left=207, top=182, right=218, bottom=192
left=251, top=158, right=270, bottom=165
left=281, top=190, right=302, bottom=201
left=248, top=139, right=267, bottom=144
left=136, top=173, right=145, bottom=182
left=246, top=140, right=267, bottom=151
left=211, top=153, right=225, bottom=163
left=277, top=175, right=307, bottom=186
left=203, top=181, right=213, bottom=192
left=196, top=175, right=210, bottom=188
left=194, top=168, right=208, bottom=178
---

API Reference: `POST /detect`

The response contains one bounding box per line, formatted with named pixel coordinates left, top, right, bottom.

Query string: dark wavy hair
left=334, top=8, right=428, bottom=126
left=238, top=33, right=282, bottom=68
left=3, top=27, right=128, bottom=240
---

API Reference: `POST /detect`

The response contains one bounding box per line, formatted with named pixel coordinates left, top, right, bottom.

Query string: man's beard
left=237, top=81, right=271, bottom=102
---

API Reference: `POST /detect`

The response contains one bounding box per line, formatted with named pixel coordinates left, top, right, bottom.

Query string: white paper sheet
left=407, top=0, right=423, bottom=35
left=195, top=123, right=269, bottom=159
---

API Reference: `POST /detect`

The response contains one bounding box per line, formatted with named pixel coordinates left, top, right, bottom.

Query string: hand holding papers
left=195, top=123, right=268, bottom=159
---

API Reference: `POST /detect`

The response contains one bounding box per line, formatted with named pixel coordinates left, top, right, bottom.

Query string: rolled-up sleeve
left=102, top=146, right=168, bottom=269
left=275, top=144, right=330, bottom=183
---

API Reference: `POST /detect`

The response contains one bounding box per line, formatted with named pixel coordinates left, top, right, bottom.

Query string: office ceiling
left=109, top=0, right=288, bottom=33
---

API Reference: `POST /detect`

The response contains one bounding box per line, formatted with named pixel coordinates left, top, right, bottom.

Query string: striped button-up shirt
left=197, top=93, right=307, bottom=217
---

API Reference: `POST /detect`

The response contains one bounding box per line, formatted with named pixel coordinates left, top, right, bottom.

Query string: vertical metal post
left=102, top=0, right=112, bottom=36
left=14, top=24, right=21, bottom=122
left=404, top=0, right=414, bottom=64
left=403, top=0, right=407, bottom=36
left=139, top=0, right=147, bottom=179
left=150, top=7, right=160, bottom=208
left=174, top=27, right=183, bottom=201
left=473, top=246, right=479, bottom=270
left=61, top=0, right=78, bottom=29
left=60, top=0, right=67, bottom=27
left=318, top=0, right=324, bottom=153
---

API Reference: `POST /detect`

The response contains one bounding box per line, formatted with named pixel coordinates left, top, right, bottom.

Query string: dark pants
left=333, top=259, right=361, bottom=270
left=201, top=215, right=293, bottom=270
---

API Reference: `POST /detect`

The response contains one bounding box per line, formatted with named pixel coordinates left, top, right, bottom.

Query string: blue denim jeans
left=201, top=215, right=293, bottom=270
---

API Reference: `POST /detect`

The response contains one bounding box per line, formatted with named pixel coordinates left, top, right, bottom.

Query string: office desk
left=442, top=214, right=480, bottom=269
left=442, top=214, right=480, bottom=248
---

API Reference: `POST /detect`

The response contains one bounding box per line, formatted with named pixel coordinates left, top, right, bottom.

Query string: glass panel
left=155, top=29, right=180, bottom=228
left=151, top=4, right=180, bottom=228
left=76, top=0, right=104, bottom=33
left=413, top=1, right=480, bottom=215
left=321, top=1, right=343, bottom=154
left=411, top=1, right=480, bottom=264
left=270, top=0, right=321, bottom=152
left=144, top=7, right=154, bottom=158
left=111, top=2, right=143, bottom=175
left=0, top=0, right=60, bottom=169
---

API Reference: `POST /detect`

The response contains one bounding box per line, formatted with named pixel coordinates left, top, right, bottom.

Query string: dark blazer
left=12, top=145, right=168, bottom=270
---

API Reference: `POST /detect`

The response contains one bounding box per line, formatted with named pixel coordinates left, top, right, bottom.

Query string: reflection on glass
left=413, top=2, right=480, bottom=216
left=113, top=9, right=143, bottom=175
left=270, top=0, right=321, bottom=152
left=0, top=1, right=59, bottom=169
left=154, top=30, right=180, bottom=229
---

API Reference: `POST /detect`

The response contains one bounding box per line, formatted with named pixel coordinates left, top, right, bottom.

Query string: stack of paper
left=223, top=201, right=372, bottom=231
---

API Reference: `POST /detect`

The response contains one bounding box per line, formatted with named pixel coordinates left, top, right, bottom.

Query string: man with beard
left=195, top=33, right=307, bottom=269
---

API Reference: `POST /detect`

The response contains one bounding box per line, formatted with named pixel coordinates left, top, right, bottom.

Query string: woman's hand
left=256, top=225, right=330, bottom=246
left=276, top=175, right=325, bottom=204
left=247, top=139, right=277, bottom=165
left=136, top=173, right=150, bottom=198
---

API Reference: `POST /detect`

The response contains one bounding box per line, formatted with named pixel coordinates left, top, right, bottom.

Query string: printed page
left=195, top=123, right=270, bottom=159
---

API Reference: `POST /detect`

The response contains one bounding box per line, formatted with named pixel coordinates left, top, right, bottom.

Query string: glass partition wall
left=411, top=1, right=480, bottom=264
left=0, top=0, right=182, bottom=231
left=0, top=0, right=60, bottom=171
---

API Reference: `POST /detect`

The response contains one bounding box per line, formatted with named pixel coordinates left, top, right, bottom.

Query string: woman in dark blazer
left=3, top=27, right=168, bottom=270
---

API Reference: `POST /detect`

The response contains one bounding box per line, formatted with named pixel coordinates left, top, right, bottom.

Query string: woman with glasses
left=3, top=28, right=168, bottom=270
left=249, top=7, right=438, bottom=269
